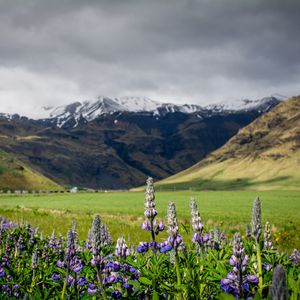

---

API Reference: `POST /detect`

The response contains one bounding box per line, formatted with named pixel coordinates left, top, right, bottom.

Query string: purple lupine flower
left=106, top=272, right=122, bottom=284
left=0, top=267, right=5, bottom=277
left=142, top=220, right=151, bottom=231
left=67, top=275, right=75, bottom=287
left=72, top=222, right=79, bottom=251
left=65, top=229, right=76, bottom=263
left=111, top=289, right=122, bottom=299
left=160, top=202, right=184, bottom=253
left=136, top=242, right=150, bottom=253
left=290, top=249, right=300, bottom=266
left=220, top=233, right=258, bottom=299
left=70, top=256, right=84, bottom=274
left=77, top=276, right=88, bottom=286
left=100, top=223, right=113, bottom=246
left=48, top=230, right=58, bottom=249
left=107, top=261, right=121, bottom=272
left=139, top=177, right=164, bottom=252
left=91, top=214, right=102, bottom=255
left=57, top=260, right=67, bottom=268
left=52, top=273, right=60, bottom=281
left=264, top=221, right=273, bottom=250
left=115, top=237, right=130, bottom=259
left=87, top=283, right=98, bottom=295
left=31, top=248, right=39, bottom=269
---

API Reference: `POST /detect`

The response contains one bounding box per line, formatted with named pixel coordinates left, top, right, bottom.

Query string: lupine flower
left=100, top=223, right=113, bottom=246
left=77, top=276, right=88, bottom=286
left=112, top=289, right=122, bottom=299
left=251, top=197, right=262, bottom=242
left=87, top=283, right=98, bottom=295
left=31, top=248, right=39, bottom=269
left=48, top=230, right=58, bottom=249
left=138, top=177, right=164, bottom=252
left=52, top=273, right=60, bottom=281
left=136, top=242, right=150, bottom=253
left=159, top=202, right=184, bottom=253
left=115, top=237, right=130, bottom=259
left=289, top=249, right=300, bottom=266
left=65, top=229, right=76, bottom=263
left=264, top=221, right=273, bottom=250
left=220, top=233, right=258, bottom=299
left=72, top=222, right=79, bottom=251
left=270, top=265, right=288, bottom=300
left=190, top=198, right=204, bottom=248
left=0, top=267, right=5, bottom=277
left=91, top=214, right=102, bottom=255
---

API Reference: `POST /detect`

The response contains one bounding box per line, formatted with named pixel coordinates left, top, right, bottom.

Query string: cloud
left=0, top=0, right=299, bottom=115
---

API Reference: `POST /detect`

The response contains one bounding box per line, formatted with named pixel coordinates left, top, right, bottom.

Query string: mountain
left=26, top=96, right=281, bottom=128
left=0, top=96, right=282, bottom=189
left=153, top=96, right=300, bottom=191
left=0, top=149, right=62, bottom=191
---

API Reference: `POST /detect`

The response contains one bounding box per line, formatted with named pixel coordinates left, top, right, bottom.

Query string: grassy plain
left=0, top=190, right=299, bottom=251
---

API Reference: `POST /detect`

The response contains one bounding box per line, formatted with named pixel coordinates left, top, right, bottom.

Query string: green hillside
left=0, top=150, right=62, bottom=191
left=152, top=96, right=300, bottom=191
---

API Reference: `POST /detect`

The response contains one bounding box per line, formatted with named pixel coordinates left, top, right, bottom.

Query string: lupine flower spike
left=264, top=221, right=273, bottom=250
left=220, top=232, right=258, bottom=299
left=137, top=177, right=164, bottom=253
left=270, top=265, right=288, bottom=300
left=251, top=197, right=263, bottom=295
left=115, top=237, right=130, bottom=259
left=190, top=198, right=204, bottom=254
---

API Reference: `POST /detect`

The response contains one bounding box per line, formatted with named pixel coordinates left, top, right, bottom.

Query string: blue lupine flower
left=52, top=273, right=60, bottom=281
left=112, top=289, right=122, bottom=299
left=136, top=242, right=149, bottom=253
left=0, top=267, right=5, bottom=277
left=87, top=283, right=98, bottom=295
left=220, top=233, right=258, bottom=299
left=107, top=261, right=121, bottom=272
left=160, top=244, right=172, bottom=253
left=77, top=277, right=88, bottom=286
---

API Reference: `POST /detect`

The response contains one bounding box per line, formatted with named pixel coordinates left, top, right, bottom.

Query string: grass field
left=0, top=190, right=299, bottom=252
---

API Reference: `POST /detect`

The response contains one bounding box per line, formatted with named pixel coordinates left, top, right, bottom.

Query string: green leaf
left=139, top=276, right=152, bottom=285
left=152, top=290, right=160, bottom=300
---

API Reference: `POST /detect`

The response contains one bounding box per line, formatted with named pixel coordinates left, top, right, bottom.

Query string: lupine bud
left=246, top=224, right=251, bottom=238
left=270, top=265, right=288, bottom=300
left=264, top=221, right=273, bottom=249
left=251, top=197, right=262, bottom=242
left=31, top=248, right=39, bottom=269
left=91, top=215, right=102, bottom=254
left=142, top=221, right=151, bottom=231
left=289, top=249, right=300, bottom=266
left=115, top=237, right=130, bottom=259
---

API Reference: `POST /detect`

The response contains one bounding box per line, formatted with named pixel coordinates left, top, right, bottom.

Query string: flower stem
left=61, top=269, right=69, bottom=300
left=175, top=254, right=183, bottom=300
left=96, top=266, right=108, bottom=300
left=256, top=240, right=263, bottom=295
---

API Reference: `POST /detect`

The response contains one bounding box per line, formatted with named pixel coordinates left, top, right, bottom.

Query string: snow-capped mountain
left=0, top=95, right=283, bottom=128
left=40, top=96, right=282, bottom=128
left=206, top=96, right=282, bottom=113
left=42, top=96, right=203, bottom=128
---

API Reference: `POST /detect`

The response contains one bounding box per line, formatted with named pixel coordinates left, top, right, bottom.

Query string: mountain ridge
left=153, top=96, right=300, bottom=191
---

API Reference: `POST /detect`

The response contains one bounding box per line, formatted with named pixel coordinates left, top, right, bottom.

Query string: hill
left=153, top=96, right=300, bottom=191
left=0, top=98, right=279, bottom=189
left=0, top=150, right=62, bottom=191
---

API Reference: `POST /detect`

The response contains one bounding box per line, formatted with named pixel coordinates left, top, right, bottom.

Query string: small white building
left=70, top=187, right=78, bottom=193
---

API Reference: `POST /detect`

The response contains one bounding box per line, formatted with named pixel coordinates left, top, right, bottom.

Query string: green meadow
left=0, top=190, right=299, bottom=252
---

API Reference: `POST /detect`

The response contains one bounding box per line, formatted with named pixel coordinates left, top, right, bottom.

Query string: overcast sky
left=0, top=0, right=299, bottom=117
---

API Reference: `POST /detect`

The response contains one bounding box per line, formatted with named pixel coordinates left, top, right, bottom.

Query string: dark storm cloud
left=0, top=0, right=299, bottom=116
